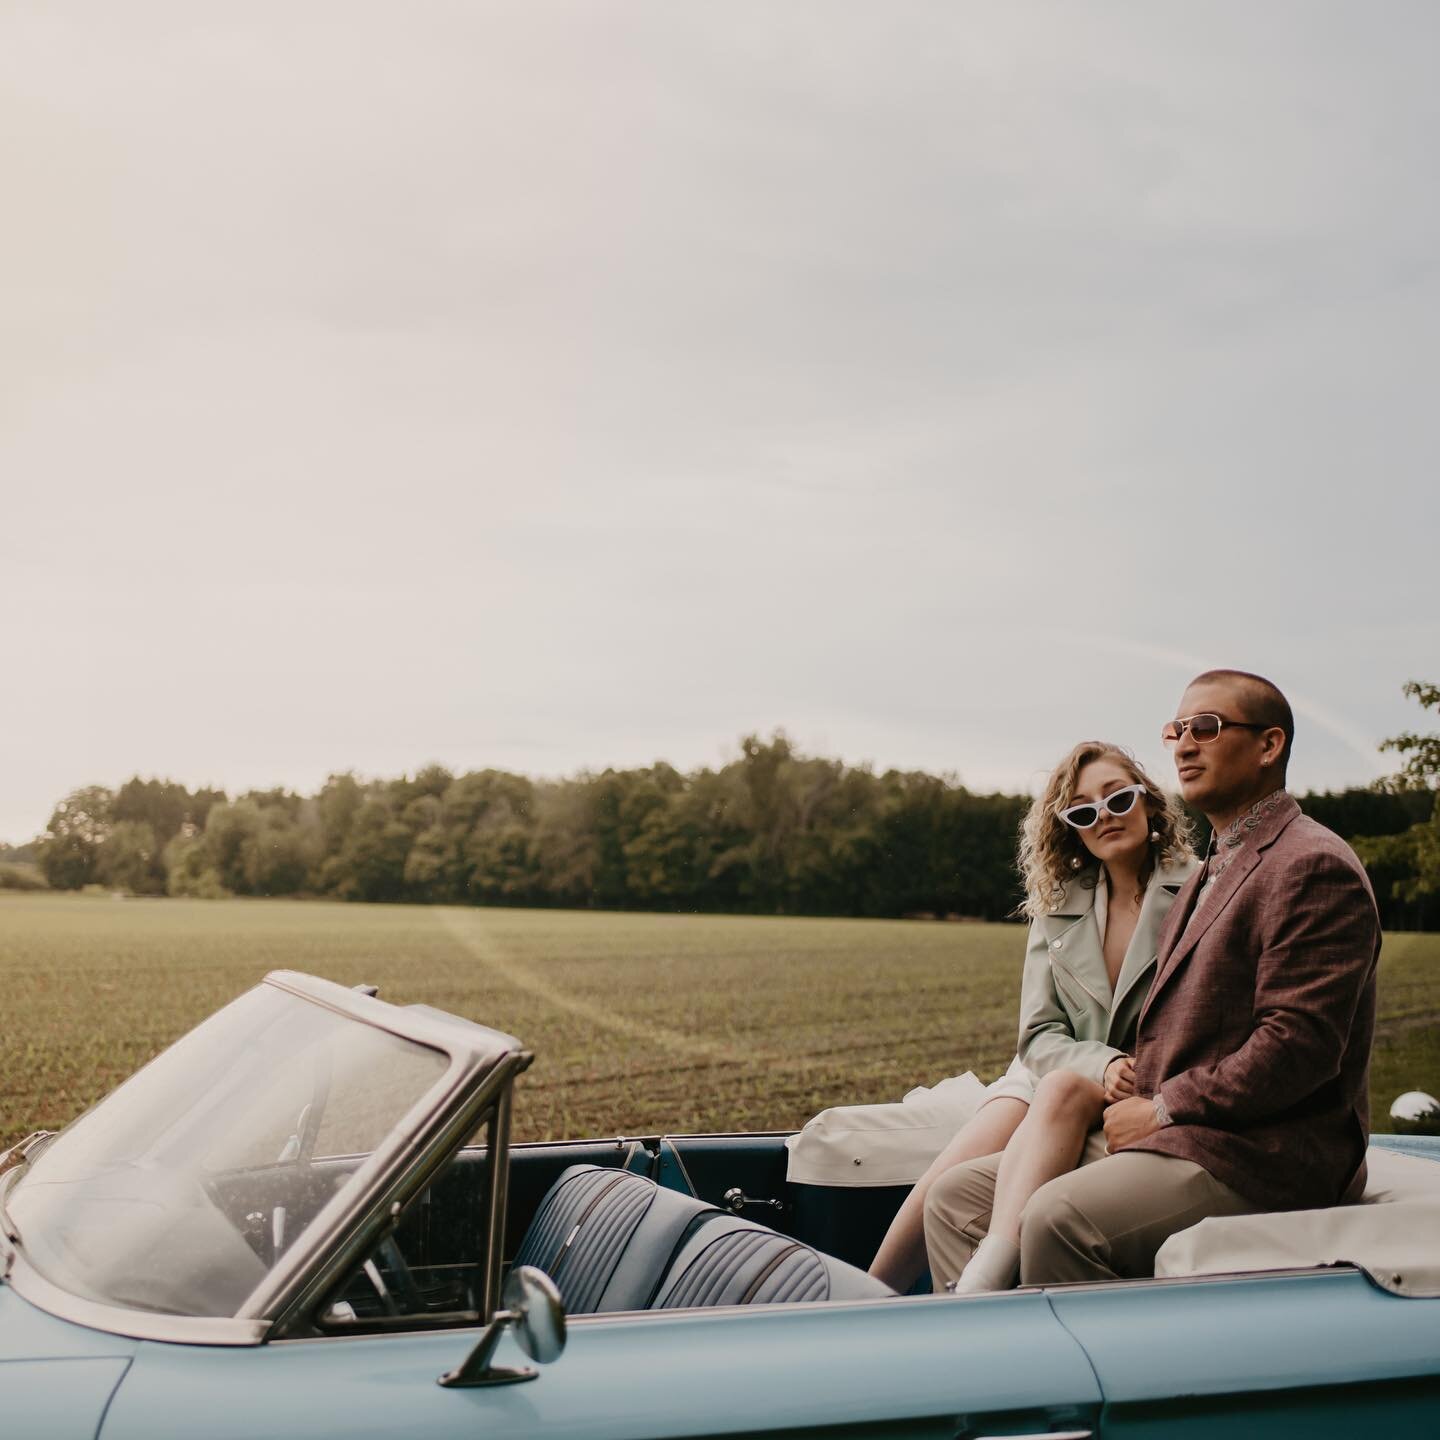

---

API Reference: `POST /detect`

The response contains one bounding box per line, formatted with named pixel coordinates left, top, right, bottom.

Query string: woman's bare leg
left=951, top=1071, right=1104, bottom=1293
left=868, top=1097, right=1028, bottom=1291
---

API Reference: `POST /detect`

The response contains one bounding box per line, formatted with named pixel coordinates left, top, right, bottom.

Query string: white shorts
left=981, top=1054, right=1037, bottom=1107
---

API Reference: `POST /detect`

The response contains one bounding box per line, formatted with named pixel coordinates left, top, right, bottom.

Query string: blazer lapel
left=1110, top=865, right=1192, bottom=1019
left=1146, top=846, right=1262, bottom=1011
left=1153, top=867, right=1203, bottom=970
left=1142, top=795, right=1302, bottom=1019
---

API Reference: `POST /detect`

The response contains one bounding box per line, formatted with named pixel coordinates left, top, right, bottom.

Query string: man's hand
left=1104, top=1095, right=1160, bottom=1151
left=1103, top=1055, right=1136, bottom=1103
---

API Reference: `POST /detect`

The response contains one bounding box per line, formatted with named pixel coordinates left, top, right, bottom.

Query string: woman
left=868, top=741, right=1196, bottom=1293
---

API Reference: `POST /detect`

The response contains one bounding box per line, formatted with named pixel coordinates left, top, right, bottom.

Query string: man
left=926, top=669, right=1382, bottom=1287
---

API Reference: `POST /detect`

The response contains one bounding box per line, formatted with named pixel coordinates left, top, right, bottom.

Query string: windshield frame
left=1, top=971, right=530, bottom=1346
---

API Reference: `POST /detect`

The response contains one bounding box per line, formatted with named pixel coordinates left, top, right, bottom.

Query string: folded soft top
left=1156, top=1148, right=1440, bottom=1297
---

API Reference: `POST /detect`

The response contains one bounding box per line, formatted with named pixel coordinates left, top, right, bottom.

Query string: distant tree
left=317, top=773, right=365, bottom=858
left=113, top=779, right=188, bottom=848
left=164, top=832, right=230, bottom=898
left=106, top=777, right=231, bottom=893
left=33, top=712, right=1439, bottom=924
left=621, top=763, right=713, bottom=908
left=529, top=780, right=600, bottom=905
left=1354, top=681, right=1440, bottom=908
left=95, top=820, right=162, bottom=895
left=326, top=798, right=412, bottom=902
left=39, top=785, right=115, bottom=890
left=191, top=794, right=319, bottom=896
left=0, top=861, right=48, bottom=892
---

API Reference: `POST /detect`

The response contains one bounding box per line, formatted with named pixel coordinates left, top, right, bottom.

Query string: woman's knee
left=1032, top=1068, right=1102, bottom=1121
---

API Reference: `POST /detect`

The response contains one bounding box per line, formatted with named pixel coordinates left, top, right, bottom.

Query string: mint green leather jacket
left=1017, top=858, right=1198, bottom=1086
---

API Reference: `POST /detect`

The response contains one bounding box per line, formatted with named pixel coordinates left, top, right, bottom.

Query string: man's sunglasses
left=1161, top=713, right=1270, bottom=746
left=1058, top=783, right=1147, bottom=831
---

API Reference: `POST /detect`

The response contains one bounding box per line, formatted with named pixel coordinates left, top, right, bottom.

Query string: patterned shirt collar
left=1201, top=788, right=1288, bottom=889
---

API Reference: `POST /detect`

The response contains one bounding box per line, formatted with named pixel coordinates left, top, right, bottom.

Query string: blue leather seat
left=511, top=1164, right=893, bottom=1315
left=510, top=1164, right=718, bottom=1314
left=654, top=1216, right=893, bottom=1308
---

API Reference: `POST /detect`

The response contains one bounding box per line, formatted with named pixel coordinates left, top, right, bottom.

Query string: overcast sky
left=3, top=2, right=1437, bottom=844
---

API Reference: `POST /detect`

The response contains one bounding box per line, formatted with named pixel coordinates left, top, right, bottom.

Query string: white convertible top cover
left=1156, top=1148, right=1440, bottom=1297
left=784, top=1072, right=989, bottom=1186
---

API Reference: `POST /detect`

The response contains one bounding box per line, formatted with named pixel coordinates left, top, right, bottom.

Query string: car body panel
left=1051, top=1268, right=1440, bottom=1437
left=2, top=1357, right=132, bottom=1440
left=100, top=1291, right=1100, bottom=1440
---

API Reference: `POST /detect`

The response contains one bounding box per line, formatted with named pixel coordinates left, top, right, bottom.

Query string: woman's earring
left=1070, top=856, right=1082, bottom=871
left=1149, top=829, right=1160, bottom=843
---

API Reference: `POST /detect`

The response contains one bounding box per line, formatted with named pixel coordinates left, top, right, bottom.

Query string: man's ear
left=1258, top=727, right=1286, bottom=770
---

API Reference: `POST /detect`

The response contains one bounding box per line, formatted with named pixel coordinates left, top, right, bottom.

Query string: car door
left=1048, top=1268, right=1440, bottom=1438
left=100, top=1288, right=1101, bottom=1440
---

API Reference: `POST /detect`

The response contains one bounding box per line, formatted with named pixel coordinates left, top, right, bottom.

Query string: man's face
left=1168, top=679, right=1272, bottom=814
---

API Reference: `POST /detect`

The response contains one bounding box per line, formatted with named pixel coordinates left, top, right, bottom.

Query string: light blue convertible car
left=4, top=972, right=1439, bottom=1439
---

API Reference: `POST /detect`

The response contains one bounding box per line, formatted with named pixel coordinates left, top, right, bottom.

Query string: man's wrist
left=1152, top=1091, right=1172, bottom=1128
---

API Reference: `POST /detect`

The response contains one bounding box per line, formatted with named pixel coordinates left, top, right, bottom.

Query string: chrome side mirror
left=438, top=1265, right=567, bottom=1388
left=1390, top=1091, right=1440, bottom=1136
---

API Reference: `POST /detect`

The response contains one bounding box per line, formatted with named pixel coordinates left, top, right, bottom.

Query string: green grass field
left=3, top=894, right=1437, bottom=1150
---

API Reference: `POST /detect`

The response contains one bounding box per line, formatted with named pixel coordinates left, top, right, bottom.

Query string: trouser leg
left=922, top=1151, right=1002, bottom=1291
left=1020, top=1151, right=1258, bottom=1285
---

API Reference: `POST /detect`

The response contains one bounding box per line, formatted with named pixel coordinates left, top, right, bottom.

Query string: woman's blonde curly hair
left=1017, top=741, right=1195, bottom=919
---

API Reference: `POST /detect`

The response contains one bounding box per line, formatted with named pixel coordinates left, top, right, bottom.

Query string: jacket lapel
left=1153, top=866, right=1203, bottom=969
left=1110, top=862, right=1195, bottom=1021
left=1038, top=876, right=1110, bottom=1012
left=1142, top=794, right=1302, bottom=1019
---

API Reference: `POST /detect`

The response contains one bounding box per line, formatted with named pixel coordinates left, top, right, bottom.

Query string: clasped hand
left=1103, top=1095, right=1160, bottom=1150
left=1102, top=1054, right=1136, bottom=1102
left=1101, top=1055, right=1160, bottom=1150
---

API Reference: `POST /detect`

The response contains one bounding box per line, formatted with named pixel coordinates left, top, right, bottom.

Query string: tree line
left=21, top=706, right=1440, bottom=930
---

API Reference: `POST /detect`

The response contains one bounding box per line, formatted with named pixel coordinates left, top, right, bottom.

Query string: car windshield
left=5, top=984, right=450, bottom=1319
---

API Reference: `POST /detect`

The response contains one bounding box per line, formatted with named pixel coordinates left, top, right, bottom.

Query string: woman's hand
left=1103, top=1055, right=1136, bottom=1103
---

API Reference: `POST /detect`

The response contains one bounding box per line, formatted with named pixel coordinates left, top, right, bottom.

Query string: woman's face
left=1068, top=757, right=1151, bottom=870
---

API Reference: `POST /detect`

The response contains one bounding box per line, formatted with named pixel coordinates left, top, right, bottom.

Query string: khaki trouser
left=924, top=1141, right=1255, bottom=1290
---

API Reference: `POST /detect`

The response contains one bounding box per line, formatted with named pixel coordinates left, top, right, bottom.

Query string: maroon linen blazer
left=1128, top=794, right=1380, bottom=1211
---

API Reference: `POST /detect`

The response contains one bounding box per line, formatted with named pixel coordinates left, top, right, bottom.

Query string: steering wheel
left=362, top=1236, right=427, bottom=1317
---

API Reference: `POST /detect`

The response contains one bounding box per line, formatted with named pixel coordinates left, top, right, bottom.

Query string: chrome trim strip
left=3, top=1249, right=267, bottom=1345
left=481, top=1086, right=513, bottom=1322
left=259, top=1266, right=1367, bottom=1347
left=560, top=1265, right=1367, bottom=1327
left=640, top=1131, right=795, bottom=1141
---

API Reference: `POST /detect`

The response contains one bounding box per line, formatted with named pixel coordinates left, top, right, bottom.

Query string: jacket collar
left=1046, top=857, right=1196, bottom=921
left=1145, top=792, right=1301, bottom=1014
left=1039, top=858, right=1198, bottom=1014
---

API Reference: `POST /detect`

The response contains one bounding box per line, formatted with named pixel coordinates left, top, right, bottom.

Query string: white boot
left=949, top=1235, right=1020, bottom=1294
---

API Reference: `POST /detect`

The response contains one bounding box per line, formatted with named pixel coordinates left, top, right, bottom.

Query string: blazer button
left=1052, top=939, right=1064, bottom=950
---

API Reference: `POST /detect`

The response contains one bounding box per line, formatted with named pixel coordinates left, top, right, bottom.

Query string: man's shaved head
left=1188, top=669, right=1294, bottom=777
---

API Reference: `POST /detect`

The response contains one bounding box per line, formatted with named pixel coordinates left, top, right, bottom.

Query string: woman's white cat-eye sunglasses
left=1057, top=783, right=1147, bottom=831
